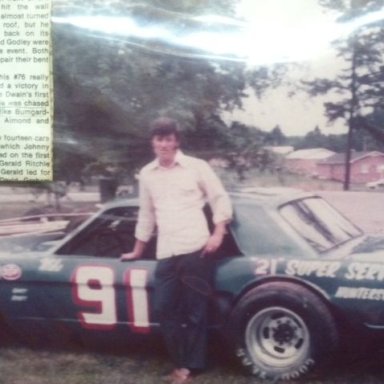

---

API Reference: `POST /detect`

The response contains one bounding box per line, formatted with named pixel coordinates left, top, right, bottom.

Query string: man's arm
left=198, top=161, right=232, bottom=255
left=121, top=171, right=155, bottom=261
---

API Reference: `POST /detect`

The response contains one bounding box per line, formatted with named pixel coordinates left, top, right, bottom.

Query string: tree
left=265, top=125, right=286, bottom=146
left=295, top=126, right=327, bottom=149
left=292, top=128, right=348, bottom=152
left=303, top=0, right=384, bottom=189
left=357, top=108, right=384, bottom=150
left=52, top=0, right=289, bottom=181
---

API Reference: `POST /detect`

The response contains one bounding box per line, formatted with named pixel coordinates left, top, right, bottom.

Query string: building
left=284, top=148, right=335, bottom=177
left=264, top=146, right=294, bottom=156
left=317, top=151, right=384, bottom=183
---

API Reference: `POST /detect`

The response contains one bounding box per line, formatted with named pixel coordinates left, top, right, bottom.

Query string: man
left=122, top=117, right=232, bottom=384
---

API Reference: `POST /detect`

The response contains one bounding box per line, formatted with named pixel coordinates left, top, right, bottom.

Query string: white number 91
left=73, top=265, right=150, bottom=333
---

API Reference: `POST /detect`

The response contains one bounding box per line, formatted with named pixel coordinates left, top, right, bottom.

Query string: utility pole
left=344, top=0, right=365, bottom=190
left=343, top=37, right=358, bottom=191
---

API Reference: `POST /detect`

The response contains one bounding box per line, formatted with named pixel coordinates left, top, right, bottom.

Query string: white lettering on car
left=73, top=266, right=150, bottom=333
left=125, top=269, right=150, bottom=334
left=74, top=266, right=117, bottom=329
left=39, top=258, right=63, bottom=272
left=285, top=260, right=341, bottom=278
left=11, top=287, right=28, bottom=301
left=345, top=263, right=384, bottom=281
left=254, top=259, right=270, bottom=275
left=254, top=259, right=279, bottom=275
left=335, top=286, right=384, bottom=300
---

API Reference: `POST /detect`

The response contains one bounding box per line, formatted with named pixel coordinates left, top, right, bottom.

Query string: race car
left=1, top=187, right=384, bottom=381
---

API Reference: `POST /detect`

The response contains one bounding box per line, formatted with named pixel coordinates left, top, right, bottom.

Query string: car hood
left=348, top=235, right=384, bottom=262
left=0, top=231, right=65, bottom=254
left=0, top=251, right=47, bottom=261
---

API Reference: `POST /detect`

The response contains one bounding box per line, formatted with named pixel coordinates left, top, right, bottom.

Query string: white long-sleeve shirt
left=135, top=151, right=232, bottom=259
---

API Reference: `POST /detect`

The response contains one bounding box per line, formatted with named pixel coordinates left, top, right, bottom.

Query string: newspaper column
left=0, top=0, right=52, bottom=181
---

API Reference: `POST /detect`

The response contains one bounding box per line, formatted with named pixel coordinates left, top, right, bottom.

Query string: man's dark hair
left=149, top=117, right=180, bottom=140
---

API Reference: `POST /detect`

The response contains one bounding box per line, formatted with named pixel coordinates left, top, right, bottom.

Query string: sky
left=224, top=0, right=348, bottom=137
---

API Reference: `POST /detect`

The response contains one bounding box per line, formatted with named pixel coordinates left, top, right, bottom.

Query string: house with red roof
left=317, top=151, right=384, bottom=183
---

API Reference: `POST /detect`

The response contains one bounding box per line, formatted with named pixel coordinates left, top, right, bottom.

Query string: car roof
left=99, top=197, right=139, bottom=210
left=52, top=187, right=316, bottom=255
left=99, top=187, right=315, bottom=212
left=229, top=187, right=316, bottom=207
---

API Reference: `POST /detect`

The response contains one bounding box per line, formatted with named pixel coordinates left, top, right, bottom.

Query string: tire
left=229, top=282, right=339, bottom=381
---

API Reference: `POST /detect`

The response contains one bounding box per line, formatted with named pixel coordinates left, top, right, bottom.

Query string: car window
left=280, top=197, right=362, bottom=253
left=56, top=206, right=156, bottom=258
left=231, top=202, right=306, bottom=257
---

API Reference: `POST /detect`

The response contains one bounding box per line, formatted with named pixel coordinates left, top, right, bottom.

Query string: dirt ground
left=317, top=190, right=384, bottom=235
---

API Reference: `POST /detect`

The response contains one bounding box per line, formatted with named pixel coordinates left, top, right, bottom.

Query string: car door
left=18, top=205, right=158, bottom=336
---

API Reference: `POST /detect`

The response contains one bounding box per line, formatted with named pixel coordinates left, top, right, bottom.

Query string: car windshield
left=280, top=197, right=362, bottom=253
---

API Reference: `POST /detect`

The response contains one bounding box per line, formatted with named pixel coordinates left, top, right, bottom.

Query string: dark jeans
left=154, top=250, right=214, bottom=370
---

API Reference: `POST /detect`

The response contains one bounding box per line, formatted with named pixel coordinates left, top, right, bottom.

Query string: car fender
left=214, top=257, right=336, bottom=324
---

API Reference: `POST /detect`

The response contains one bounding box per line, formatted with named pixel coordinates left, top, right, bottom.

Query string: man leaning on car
left=121, top=117, right=232, bottom=384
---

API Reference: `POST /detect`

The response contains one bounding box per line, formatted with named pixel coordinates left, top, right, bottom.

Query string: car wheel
left=229, top=282, right=338, bottom=381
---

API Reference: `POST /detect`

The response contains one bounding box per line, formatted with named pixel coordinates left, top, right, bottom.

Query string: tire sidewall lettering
left=230, top=282, right=338, bottom=380
left=235, top=347, right=315, bottom=380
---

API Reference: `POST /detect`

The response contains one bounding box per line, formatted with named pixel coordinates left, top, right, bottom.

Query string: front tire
left=229, top=282, right=338, bottom=381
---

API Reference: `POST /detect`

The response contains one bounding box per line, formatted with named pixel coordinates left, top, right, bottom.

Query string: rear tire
left=229, top=282, right=338, bottom=381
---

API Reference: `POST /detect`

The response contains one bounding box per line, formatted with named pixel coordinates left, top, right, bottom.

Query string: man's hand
left=202, top=221, right=228, bottom=257
left=202, top=233, right=224, bottom=256
left=120, top=252, right=139, bottom=261
left=120, top=239, right=147, bottom=261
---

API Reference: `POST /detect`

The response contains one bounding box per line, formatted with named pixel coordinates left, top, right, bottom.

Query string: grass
left=0, top=334, right=258, bottom=384
left=2, top=337, right=384, bottom=384
left=0, top=347, right=142, bottom=384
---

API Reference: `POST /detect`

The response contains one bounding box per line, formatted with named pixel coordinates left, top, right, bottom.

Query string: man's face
left=152, top=134, right=179, bottom=164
